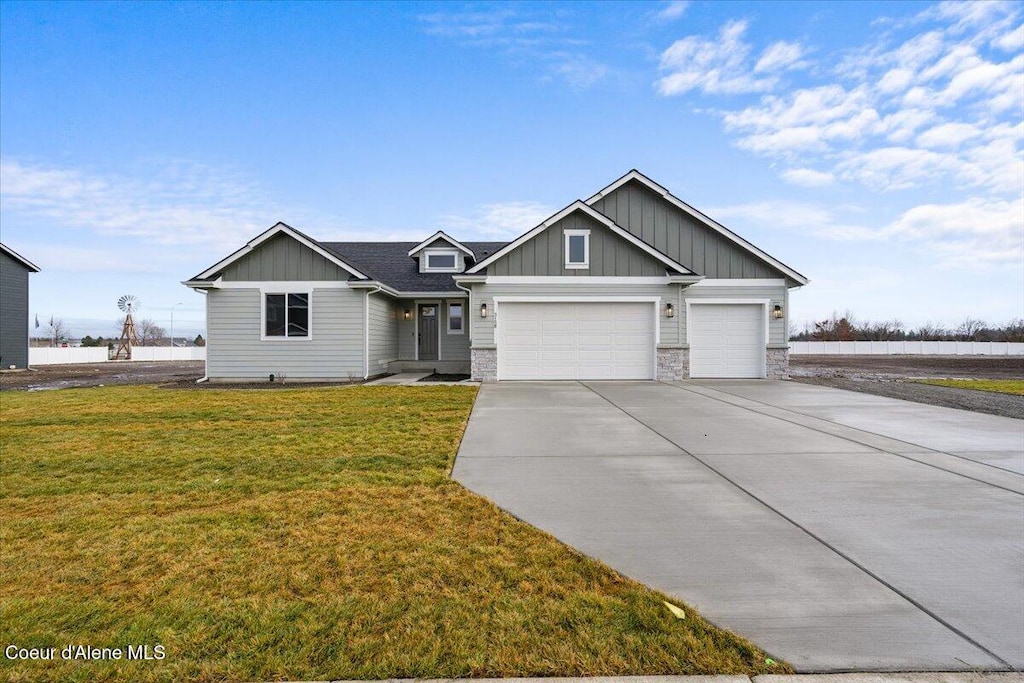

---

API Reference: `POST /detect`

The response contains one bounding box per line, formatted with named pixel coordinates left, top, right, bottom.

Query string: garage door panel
left=499, top=302, right=655, bottom=380
left=689, top=304, right=764, bottom=379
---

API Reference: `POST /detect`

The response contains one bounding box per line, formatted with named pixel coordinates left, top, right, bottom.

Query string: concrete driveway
left=452, top=380, right=1024, bottom=672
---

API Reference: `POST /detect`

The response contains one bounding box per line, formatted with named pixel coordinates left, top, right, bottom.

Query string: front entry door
left=418, top=304, right=438, bottom=360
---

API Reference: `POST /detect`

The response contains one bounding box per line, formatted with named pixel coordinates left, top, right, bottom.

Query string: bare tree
left=44, top=316, right=71, bottom=345
left=1000, top=318, right=1024, bottom=342
left=858, top=319, right=904, bottom=340
left=812, top=311, right=857, bottom=341
left=955, top=317, right=987, bottom=341
left=136, top=318, right=168, bottom=346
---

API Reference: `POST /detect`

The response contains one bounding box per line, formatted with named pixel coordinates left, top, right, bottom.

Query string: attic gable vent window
left=564, top=229, right=590, bottom=269
left=423, top=249, right=463, bottom=272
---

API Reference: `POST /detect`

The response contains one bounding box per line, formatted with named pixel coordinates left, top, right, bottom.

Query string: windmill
left=114, top=295, right=141, bottom=360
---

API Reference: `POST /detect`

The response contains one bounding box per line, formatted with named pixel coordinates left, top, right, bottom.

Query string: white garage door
left=498, top=302, right=655, bottom=380
left=689, top=304, right=765, bottom=378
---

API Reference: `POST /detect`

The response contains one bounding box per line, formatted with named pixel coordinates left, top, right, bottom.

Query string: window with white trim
left=564, top=229, right=590, bottom=269
left=265, top=293, right=309, bottom=337
left=448, top=302, right=464, bottom=334
left=423, top=249, right=463, bottom=272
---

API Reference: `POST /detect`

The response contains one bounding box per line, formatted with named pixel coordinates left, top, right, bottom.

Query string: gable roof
left=466, top=200, right=696, bottom=275
left=587, top=170, right=809, bottom=285
left=325, top=241, right=507, bottom=292
left=0, top=242, right=40, bottom=272
left=190, top=222, right=368, bottom=281
left=407, top=230, right=476, bottom=258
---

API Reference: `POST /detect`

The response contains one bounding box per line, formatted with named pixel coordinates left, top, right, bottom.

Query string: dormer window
left=422, top=249, right=464, bottom=273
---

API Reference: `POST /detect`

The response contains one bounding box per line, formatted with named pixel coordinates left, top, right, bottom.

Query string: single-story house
left=0, top=242, right=40, bottom=370
left=184, top=170, right=807, bottom=382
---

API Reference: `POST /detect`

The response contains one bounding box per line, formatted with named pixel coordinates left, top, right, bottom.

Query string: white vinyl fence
left=29, top=347, right=206, bottom=365
left=789, top=341, right=1024, bottom=356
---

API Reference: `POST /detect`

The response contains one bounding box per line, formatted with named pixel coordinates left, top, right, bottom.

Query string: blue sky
left=1, top=0, right=1021, bottom=338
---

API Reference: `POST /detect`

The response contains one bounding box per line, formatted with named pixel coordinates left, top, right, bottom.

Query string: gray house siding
left=682, top=284, right=788, bottom=346
left=206, top=287, right=364, bottom=380
left=468, top=282, right=682, bottom=347
left=0, top=250, right=31, bottom=369
left=367, top=293, right=399, bottom=376
left=221, top=234, right=351, bottom=281
left=591, top=180, right=787, bottom=280
left=488, top=212, right=666, bottom=276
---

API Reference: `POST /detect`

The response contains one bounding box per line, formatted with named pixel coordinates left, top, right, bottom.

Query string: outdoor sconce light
left=403, top=309, right=412, bottom=321
left=480, top=302, right=489, bottom=318
left=772, top=303, right=784, bottom=319
left=665, top=302, right=675, bottom=318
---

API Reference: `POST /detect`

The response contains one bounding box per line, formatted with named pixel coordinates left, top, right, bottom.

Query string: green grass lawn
left=1, top=385, right=785, bottom=682
left=915, top=379, right=1024, bottom=396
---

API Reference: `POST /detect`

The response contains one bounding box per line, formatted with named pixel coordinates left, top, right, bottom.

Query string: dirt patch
left=418, top=373, right=471, bottom=382
left=790, top=355, right=1024, bottom=419
left=790, top=354, right=1024, bottom=380
left=0, top=361, right=205, bottom=392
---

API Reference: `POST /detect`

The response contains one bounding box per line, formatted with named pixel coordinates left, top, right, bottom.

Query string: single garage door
left=689, top=303, right=764, bottom=378
left=498, top=302, right=655, bottom=380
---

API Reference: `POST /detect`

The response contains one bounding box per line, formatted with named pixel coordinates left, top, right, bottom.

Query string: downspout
left=196, top=288, right=210, bottom=383
left=363, top=286, right=382, bottom=380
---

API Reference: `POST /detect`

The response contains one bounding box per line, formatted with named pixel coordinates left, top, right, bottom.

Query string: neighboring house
left=0, top=243, right=40, bottom=370
left=184, top=170, right=808, bottom=382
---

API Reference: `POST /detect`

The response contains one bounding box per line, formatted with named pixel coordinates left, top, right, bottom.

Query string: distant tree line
left=791, top=312, right=1024, bottom=342
left=30, top=315, right=206, bottom=348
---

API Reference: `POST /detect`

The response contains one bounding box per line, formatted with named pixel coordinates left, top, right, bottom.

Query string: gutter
left=453, top=279, right=474, bottom=345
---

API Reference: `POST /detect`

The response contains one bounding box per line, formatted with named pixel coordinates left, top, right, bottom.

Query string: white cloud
left=0, top=159, right=281, bottom=252
left=708, top=200, right=879, bottom=241
left=656, top=20, right=780, bottom=95
left=915, top=121, right=981, bottom=148
left=780, top=168, right=836, bottom=187
left=656, top=1, right=689, bottom=22
left=755, top=41, right=808, bottom=73
left=418, top=8, right=608, bottom=90
left=439, top=201, right=554, bottom=238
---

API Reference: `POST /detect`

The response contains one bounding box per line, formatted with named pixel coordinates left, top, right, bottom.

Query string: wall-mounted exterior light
left=480, top=302, right=489, bottom=318
left=403, top=309, right=412, bottom=321
left=665, top=302, right=675, bottom=318
left=772, top=303, right=784, bottom=319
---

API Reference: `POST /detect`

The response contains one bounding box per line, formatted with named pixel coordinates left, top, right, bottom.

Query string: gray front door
left=418, top=304, right=438, bottom=360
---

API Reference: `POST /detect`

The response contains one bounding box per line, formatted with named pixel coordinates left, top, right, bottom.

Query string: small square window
left=265, top=292, right=310, bottom=338
left=564, top=229, right=590, bottom=269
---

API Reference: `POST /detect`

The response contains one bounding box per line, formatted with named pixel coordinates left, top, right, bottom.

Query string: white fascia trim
left=484, top=275, right=682, bottom=285
left=211, top=279, right=350, bottom=290
left=586, top=170, right=809, bottom=286
left=348, top=281, right=400, bottom=297
left=690, top=278, right=787, bottom=287
left=466, top=200, right=695, bottom=275
left=193, top=223, right=367, bottom=281
left=0, top=243, right=40, bottom=272
left=396, top=291, right=468, bottom=299
left=407, top=230, right=475, bottom=257
left=684, top=298, right=770, bottom=351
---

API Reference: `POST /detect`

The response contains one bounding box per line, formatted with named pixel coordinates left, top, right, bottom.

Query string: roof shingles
left=322, top=241, right=506, bottom=292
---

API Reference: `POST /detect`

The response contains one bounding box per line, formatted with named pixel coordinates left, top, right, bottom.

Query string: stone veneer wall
left=471, top=348, right=497, bottom=381
left=766, top=347, right=789, bottom=379
left=656, top=347, right=688, bottom=381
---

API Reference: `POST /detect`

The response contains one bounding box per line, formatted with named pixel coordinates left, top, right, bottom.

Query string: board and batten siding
left=591, top=180, right=787, bottom=281
left=206, top=287, right=364, bottom=380
left=367, top=293, right=399, bottom=375
left=488, top=211, right=666, bottom=277
left=220, top=234, right=352, bottom=281
left=470, top=282, right=682, bottom=348
left=683, top=284, right=787, bottom=346
left=0, top=250, right=31, bottom=369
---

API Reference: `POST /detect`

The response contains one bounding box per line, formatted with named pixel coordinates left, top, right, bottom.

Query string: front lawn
left=1, top=385, right=784, bottom=682
left=915, top=378, right=1024, bottom=396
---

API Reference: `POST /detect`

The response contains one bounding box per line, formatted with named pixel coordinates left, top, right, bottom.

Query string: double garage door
left=497, top=301, right=766, bottom=380
left=498, top=302, right=655, bottom=380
